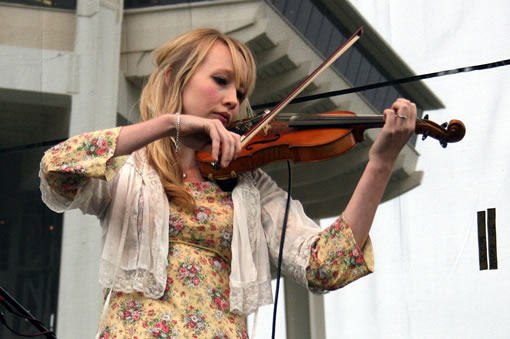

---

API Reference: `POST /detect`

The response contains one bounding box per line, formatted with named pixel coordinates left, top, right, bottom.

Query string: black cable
left=0, top=289, right=57, bottom=339
left=0, top=139, right=66, bottom=154
left=252, top=58, right=510, bottom=111
left=0, top=300, right=45, bottom=326
left=271, top=160, right=292, bottom=339
left=0, top=310, right=51, bottom=337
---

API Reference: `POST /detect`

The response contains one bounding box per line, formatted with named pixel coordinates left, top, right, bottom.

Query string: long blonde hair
left=139, top=28, right=256, bottom=210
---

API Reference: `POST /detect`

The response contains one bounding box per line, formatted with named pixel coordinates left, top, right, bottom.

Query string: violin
left=196, top=26, right=466, bottom=181
left=196, top=111, right=465, bottom=180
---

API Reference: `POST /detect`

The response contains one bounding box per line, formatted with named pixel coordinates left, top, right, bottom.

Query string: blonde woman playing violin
left=40, top=28, right=415, bottom=338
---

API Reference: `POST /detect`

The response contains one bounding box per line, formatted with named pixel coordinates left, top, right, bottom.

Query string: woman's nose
left=223, top=87, right=239, bottom=110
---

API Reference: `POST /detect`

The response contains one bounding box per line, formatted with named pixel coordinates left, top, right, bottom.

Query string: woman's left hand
left=368, top=98, right=417, bottom=169
left=344, top=98, right=416, bottom=248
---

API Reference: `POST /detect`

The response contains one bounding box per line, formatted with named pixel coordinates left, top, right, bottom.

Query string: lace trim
left=237, top=172, right=260, bottom=244
left=229, top=172, right=273, bottom=316
left=99, top=260, right=166, bottom=298
left=273, top=232, right=322, bottom=290
left=230, top=280, right=273, bottom=315
left=39, top=167, right=71, bottom=213
left=127, top=150, right=168, bottom=296
left=251, top=169, right=323, bottom=291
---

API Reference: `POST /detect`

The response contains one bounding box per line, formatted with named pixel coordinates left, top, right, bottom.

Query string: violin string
left=252, top=58, right=510, bottom=111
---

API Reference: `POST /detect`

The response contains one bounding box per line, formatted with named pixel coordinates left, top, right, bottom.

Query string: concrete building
left=0, top=0, right=442, bottom=337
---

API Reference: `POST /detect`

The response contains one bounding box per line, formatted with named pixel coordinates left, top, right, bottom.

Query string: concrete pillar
left=56, top=1, right=123, bottom=338
left=284, top=217, right=327, bottom=339
left=284, top=278, right=327, bottom=339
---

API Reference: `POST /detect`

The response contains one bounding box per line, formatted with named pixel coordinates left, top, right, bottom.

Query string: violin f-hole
left=246, top=134, right=281, bottom=150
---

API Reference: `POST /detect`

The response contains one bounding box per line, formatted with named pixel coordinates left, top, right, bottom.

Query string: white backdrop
left=321, top=1, right=510, bottom=338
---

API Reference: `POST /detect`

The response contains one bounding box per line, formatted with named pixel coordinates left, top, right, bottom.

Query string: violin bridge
left=262, top=124, right=271, bottom=136
left=262, top=109, right=271, bottom=136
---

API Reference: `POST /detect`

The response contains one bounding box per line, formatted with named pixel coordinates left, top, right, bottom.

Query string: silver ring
left=396, top=114, right=407, bottom=120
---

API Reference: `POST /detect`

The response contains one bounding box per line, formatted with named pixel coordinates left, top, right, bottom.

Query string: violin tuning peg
left=422, top=130, right=429, bottom=141
left=440, top=139, right=448, bottom=148
left=441, top=122, right=448, bottom=129
left=210, top=162, right=221, bottom=170
left=424, top=114, right=429, bottom=120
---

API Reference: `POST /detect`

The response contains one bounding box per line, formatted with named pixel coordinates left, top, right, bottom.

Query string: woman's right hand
left=114, top=113, right=242, bottom=168
left=177, top=114, right=242, bottom=168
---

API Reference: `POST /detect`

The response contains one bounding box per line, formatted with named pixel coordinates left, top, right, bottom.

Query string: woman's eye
left=213, top=76, right=227, bottom=85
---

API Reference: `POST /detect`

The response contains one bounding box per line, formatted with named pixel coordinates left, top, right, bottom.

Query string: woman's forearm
left=343, top=159, right=394, bottom=249
left=344, top=98, right=416, bottom=248
left=114, top=114, right=176, bottom=157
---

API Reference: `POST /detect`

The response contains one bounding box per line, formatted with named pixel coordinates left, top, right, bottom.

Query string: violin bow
left=240, top=26, right=364, bottom=146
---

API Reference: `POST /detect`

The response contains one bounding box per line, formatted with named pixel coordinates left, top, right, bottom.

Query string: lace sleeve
left=253, top=169, right=323, bottom=289
left=306, top=214, right=374, bottom=292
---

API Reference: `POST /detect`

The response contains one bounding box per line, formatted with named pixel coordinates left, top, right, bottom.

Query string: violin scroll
left=416, top=114, right=465, bottom=148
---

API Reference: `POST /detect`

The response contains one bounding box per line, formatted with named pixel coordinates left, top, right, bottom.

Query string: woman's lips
left=214, top=112, right=230, bottom=125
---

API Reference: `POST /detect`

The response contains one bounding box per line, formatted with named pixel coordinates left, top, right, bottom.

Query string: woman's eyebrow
left=213, top=67, right=235, bottom=76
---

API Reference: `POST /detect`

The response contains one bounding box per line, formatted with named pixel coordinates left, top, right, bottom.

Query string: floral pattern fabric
left=41, top=128, right=374, bottom=339
left=307, top=216, right=373, bottom=290
left=41, top=128, right=126, bottom=199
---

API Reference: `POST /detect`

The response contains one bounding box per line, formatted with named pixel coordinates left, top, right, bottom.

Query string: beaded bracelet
left=174, top=112, right=181, bottom=152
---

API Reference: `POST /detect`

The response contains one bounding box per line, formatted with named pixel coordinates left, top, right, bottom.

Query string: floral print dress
left=40, top=128, right=374, bottom=339
left=100, top=182, right=247, bottom=339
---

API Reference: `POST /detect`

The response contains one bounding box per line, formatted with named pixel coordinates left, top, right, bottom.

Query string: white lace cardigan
left=40, top=149, right=323, bottom=316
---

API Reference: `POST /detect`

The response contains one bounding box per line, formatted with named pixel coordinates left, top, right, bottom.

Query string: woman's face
left=181, top=41, right=247, bottom=125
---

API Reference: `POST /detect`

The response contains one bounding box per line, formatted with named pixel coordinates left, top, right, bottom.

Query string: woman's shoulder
left=126, top=148, right=146, bottom=168
left=240, top=168, right=270, bottom=181
left=237, top=168, right=279, bottom=194
left=119, top=148, right=157, bottom=180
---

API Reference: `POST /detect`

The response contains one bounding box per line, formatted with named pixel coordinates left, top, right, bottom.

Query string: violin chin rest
left=214, top=178, right=238, bottom=192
